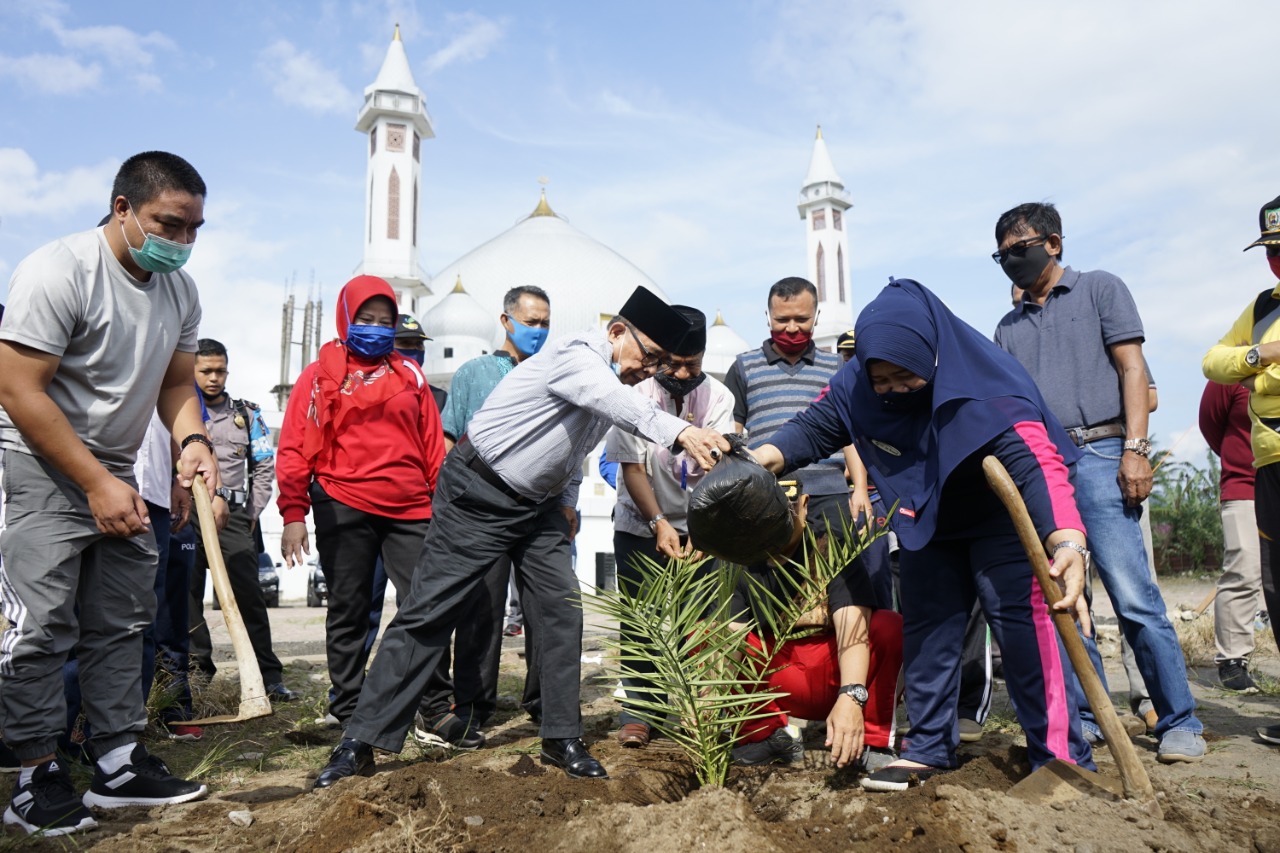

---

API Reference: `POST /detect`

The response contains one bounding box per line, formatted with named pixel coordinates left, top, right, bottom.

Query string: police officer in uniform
left=188, top=338, right=296, bottom=700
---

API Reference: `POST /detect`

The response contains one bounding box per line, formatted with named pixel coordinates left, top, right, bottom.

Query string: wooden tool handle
left=982, top=456, right=1158, bottom=810
left=189, top=475, right=272, bottom=724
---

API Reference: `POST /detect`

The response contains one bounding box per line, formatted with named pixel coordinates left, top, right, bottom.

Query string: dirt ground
left=9, top=576, right=1280, bottom=853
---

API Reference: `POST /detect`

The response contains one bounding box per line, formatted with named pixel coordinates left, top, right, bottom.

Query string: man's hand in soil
left=826, top=695, right=866, bottom=769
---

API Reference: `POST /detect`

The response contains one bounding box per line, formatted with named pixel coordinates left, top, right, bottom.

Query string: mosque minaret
left=355, top=25, right=434, bottom=314
left=798, top=125, right=854, bottom=348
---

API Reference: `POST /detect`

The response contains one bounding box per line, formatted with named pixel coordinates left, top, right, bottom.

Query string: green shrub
left=1150, top=447, right=1222, bottom=574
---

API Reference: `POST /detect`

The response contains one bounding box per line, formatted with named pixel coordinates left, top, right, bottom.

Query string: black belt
left=456, top=439, right=530, bottom=504
left=1063, top=422, right=1124, bottom=447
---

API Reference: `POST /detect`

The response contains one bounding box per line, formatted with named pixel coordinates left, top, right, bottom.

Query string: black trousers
left=421, top=553, right=542, bottom=727
left=1255, top=463, right=1280, bottom=655
left=310, top=484, right=432, bottom=723
left=189, top=504, right=284, bottom=685
left=346, top=444, right=578, bottom=751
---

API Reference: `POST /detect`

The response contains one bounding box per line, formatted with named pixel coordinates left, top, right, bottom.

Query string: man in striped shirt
left=724, top=277, right=890, bottom=609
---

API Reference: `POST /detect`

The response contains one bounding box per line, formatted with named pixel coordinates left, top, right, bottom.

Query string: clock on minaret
left=387, top=124, right=406, bottom=152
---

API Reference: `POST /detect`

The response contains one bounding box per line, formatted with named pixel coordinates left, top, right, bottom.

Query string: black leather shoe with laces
left=539, top=737, right=608, bottom=779
left=314, top=738, right=375, bottom=789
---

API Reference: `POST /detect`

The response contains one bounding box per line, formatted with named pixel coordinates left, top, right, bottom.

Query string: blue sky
left=2, top=0, right=1278, bottom=462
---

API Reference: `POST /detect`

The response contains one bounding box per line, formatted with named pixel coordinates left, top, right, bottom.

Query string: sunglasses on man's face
left=991, top=235, right=1051, bottom=264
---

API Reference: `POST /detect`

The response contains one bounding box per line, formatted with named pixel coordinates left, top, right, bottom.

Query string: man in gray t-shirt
left=991, top=201, right=1205, bottom=766
left=0, top=152, right=219, bottom=835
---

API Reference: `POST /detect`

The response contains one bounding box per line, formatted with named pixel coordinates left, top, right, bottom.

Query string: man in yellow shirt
left=1202, top=192, right=1280, bottom=744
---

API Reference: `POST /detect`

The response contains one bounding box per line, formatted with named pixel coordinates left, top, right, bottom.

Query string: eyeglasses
left=992, top=236, right=1051, bottom=264
left=625, top=323, right=674, bottom=373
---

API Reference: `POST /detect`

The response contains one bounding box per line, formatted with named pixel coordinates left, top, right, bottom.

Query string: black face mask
left=877, top=384, right=933, bottom=413
left=999, top=244, right=1053, bottom=288
left=655, top=371, right=706, bottom=398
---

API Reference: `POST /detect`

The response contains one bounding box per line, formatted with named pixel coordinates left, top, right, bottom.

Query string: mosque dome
left=424, top=191, right=668, bottom=348
left=421, top=276, right=499, bottom=387
left=703, top=309, right=752, bottom=380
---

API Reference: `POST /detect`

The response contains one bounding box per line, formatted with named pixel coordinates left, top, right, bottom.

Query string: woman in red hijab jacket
left=277, top=275, right=445, bottom=727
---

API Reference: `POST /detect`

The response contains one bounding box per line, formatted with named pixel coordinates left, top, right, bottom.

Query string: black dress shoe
left=313, top=738, right=375, bottom=789
left=539, top=737, right=608, bottom=779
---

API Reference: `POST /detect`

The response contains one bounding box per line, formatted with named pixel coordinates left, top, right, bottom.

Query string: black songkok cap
left=618, top=286, right=694, bottom=354
left=671, top=305, right=707, bottom=356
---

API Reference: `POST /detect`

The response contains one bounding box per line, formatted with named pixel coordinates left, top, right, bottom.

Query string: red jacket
left=1198, top=380, right=1255, bottom=503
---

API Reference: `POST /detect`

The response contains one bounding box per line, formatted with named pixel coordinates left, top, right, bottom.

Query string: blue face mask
left=126, top=206, right=193, bottom=274
left=611, top=360, right=622, bottom=377
left=507, top=316, right=549, bottom=356
left=395, top=347, right=425, bottom=366
left=346, top=324, right=396, bottom=359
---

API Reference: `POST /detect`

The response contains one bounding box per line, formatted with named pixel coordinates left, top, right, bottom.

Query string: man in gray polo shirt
left=0, top=151, right=217, bottom=835
left=991, top=201, right=1204, bottom=764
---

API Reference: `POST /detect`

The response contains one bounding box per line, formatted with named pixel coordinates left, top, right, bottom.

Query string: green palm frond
left=585, top=509, right=888, bottom=788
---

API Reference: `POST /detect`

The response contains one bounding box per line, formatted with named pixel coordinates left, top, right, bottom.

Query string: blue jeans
left=1071, top=437, right=1200, bottom=737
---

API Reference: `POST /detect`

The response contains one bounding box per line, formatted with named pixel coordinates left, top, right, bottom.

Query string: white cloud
left=258, top=39, right=355, bottom=115
left=0, top=149, right=117, bottom=219
left=0, top=52, right=100, bottom=94
left=423, top=13, right=506, bottom=74
left=0, top=5, right=176, bottom=95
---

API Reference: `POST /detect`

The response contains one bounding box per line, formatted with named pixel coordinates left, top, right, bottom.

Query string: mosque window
left=838, top=246, right=846, bottom=302
left=370, top=129, right=377, bottom=156
left=812, top=210, right=826, bottom=230
left=444, top=347, right=454, bottom=358
left=367, top=178, right=373, bottom=243
left=387, top=168, right=401, bottom=240
left=412, top=184, right=418, bottom=247
left=413, top=131, right=420, bottom=162
left=816, top=244, right=827, bottom=301
left=833, top=209, right=842, bottom=231
left=387, top=123, right=406, bottom=153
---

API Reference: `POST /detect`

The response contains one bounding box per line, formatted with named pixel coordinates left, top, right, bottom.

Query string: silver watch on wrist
left=648, top=513, right=667, bottom=532
left=1122, top=437, right=1152, bottom=458
left=1052, top=540, right=1088, bottom=561
left=1246, top=345, right=1262, bottom=368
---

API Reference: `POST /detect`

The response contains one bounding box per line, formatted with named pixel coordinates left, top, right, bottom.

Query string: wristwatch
left=838, top=683, right=869, bottom=707
left=214, top=487, right=234, bottom=503
left=648, top=513, right=667, bottom=532
left=1052, top=540, right=1089, bottom=561
left=1122, top=437, right=1152, bottom=458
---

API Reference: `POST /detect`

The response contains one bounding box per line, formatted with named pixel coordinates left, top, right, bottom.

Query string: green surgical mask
left=127, top=205, right=193, bottom=274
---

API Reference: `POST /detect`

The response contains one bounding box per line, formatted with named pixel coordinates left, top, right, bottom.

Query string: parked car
left=307, top=560, right=328, bottom=608
left=210, top=552, right=280, bottom=610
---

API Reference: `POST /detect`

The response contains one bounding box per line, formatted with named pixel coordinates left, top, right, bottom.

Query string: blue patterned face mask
left=126, top=205, right=193, bottom=273
left=346, top=324, right=395, bottom=359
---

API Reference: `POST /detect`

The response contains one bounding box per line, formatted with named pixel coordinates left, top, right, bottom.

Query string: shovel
left=185, top=474, right=274, bottom=726
left=982, top=456, right=1161, bottom=818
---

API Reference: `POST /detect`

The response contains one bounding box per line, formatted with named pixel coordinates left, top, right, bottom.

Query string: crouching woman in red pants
left=728, top=485, right=903, bottom=772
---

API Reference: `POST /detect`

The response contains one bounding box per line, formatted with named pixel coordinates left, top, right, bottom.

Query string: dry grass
left=353, top=779, right=467, bottom=853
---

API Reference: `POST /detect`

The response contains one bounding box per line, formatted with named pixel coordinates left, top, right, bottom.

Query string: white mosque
left=265, top=28, right=856, bottom=598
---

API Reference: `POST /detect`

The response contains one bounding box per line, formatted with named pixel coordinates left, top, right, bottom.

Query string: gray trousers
left=1214, top=499, right=1262, bottom=662
left=0, top=451, right=155, bottom=759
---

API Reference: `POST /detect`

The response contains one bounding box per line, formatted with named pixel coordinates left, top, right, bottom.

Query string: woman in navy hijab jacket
left=753, top=278, right=1094, bottom=791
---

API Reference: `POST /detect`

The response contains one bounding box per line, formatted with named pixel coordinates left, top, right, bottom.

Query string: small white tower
left=355, top=25, right=434, bottom=314
left=421, top=276, right=499, bottom=389
left=797, top=126, right=854, bottom=349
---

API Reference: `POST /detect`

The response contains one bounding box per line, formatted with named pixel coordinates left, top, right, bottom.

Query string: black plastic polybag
left=686, top=435, right=794, bottom=565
